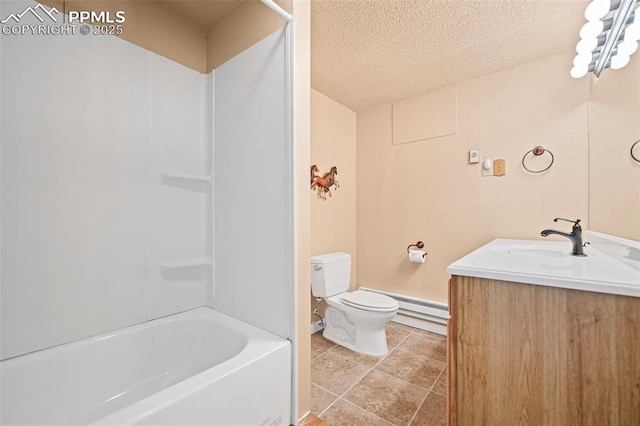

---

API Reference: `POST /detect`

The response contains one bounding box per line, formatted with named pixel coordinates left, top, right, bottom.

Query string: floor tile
left=386, top=322, right=414, bottom=349
left=375, top=347, right=446, bottom=389
left=312, top=331, right=337, bottom=351
left=311, top=384, right=338, bottom=416
left=329, top=344, right=384, bottom=368
left=311, top=343, right=330, bottom=360
left=311, top=332, right=338, bottom=360
left=410, top=392, right=446, bottom=426
left=311, top=351, right=370, bottom=395
left=399, top=331, right=447, bottom=363
left=321, top=399, right=392, bottom=426
left=344, top=370, right=428, bottom=426
left=431, top=367, right=446, bottom=396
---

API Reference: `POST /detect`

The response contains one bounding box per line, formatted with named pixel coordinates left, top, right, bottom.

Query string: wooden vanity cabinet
left=447, top=275, right=640, bottom=426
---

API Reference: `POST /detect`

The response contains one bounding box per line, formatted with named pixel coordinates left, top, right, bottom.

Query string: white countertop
left=447, top=232, right=640, bottom=297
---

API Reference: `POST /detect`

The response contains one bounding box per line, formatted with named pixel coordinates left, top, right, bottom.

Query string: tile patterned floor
left=310, top=322, right=447, bottom=426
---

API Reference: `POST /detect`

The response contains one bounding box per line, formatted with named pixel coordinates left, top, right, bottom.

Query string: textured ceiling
left=312, top=0, right=589, bottom=111
left=159, top=0, right=589, bottom=112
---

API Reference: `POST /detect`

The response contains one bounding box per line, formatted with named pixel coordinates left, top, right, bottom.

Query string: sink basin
left=448, top=236, right=640, bottom=298
left=489, top=245, right=568, bottom=258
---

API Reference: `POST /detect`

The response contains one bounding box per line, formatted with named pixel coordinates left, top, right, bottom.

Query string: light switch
left=494, top=159, right=506, bottom=176
left=469, top=149, right=479, bottom=164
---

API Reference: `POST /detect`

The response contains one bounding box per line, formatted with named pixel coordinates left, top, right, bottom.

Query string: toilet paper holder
left=407, top=241, right=424, bottom=252
left=407, top=241, right=427, bottom=257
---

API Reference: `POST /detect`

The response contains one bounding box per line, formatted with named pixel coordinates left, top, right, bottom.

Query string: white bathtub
left=0, top=307, right=291, bottom=425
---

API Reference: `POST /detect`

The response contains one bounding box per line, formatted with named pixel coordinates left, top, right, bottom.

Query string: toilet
left=311, top=252, right=399, bottom=356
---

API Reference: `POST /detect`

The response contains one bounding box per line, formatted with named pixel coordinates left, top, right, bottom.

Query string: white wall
left=214, top=28, right=293, bottom=339
left=0, top=2, right=211, bottom=359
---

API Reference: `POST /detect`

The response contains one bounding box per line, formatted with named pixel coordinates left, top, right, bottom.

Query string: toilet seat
left=339, top=290, right=398, bottom=313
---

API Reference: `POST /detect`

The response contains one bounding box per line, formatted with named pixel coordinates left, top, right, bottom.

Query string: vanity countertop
left=447, top=231, right=640, bottom=297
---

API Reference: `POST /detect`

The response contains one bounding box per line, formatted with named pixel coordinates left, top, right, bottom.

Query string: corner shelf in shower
left=158, top=257, right=212, bottom=270
left=160, top=172, right=212, bottom=184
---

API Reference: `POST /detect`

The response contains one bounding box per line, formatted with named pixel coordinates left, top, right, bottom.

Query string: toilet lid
left=340, top=290, right=399, bottom=312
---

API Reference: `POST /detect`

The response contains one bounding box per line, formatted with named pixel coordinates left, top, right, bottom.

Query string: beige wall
left=293, top=1, right=312, bottom=421
left=310, top=90, right=357, bottom=322
left=356, top=52, right=590, bottom=304
left=43, top=0, right=293, bottom=75
left=206, top=0, right=290, bottom=72
left=311, top=90, right=357, bottom=279
left=42, top=0, right=208, bottom=72
left=588, top=57, right=640, bottom=240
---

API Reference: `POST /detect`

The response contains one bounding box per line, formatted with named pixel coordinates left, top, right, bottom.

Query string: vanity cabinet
left=447, top=275, right=640, bottom=426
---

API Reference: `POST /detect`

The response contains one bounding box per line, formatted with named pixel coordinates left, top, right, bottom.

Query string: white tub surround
left=1, top=1, right=295, bottom=422
left=447, top=231, right=640, bottom=297
left=0, top=4, right=212, bottom=359
left=214, top=28, right=293, bottom=340
left=0, top=308, right=291, bottom=426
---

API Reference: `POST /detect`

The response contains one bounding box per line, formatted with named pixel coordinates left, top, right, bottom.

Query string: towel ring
left=632, top=140, right=640, bottom=163
left=522, top=146, right=554, bottom=173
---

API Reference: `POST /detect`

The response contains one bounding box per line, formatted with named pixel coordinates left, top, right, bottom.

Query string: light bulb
left=580, top=20, right=605, bottom=39
left=618, top=39, right=639, bottom=56
left=585, top=0, right=612, bottom=22
left=576, top=37, right=598, bottom=54
left=610, top=53, right=630, bottom=69
left=573, top=52, right=593, bottom=67
left=570, top=63, right=589, bottom=78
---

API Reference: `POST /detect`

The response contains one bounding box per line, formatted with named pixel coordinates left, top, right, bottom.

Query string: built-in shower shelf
left=159, top=257, right=212, bottom=270
left=160, top=172, right=212, bottom=183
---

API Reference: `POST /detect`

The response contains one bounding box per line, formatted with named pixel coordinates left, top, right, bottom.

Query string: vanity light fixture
left=571, top=0, right=640, bottom=78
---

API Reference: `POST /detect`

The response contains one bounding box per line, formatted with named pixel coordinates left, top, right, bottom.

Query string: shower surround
left=1, top=1, right=294, bottom=423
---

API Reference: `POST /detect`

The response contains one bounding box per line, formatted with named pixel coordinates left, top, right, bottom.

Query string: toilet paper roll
left=409, top=250, right=426, bottom=263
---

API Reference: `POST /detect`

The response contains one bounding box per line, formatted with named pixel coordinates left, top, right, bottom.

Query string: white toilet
left=311, top=252, right=399, bottom=356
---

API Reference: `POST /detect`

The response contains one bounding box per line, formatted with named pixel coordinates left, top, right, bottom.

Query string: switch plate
left=469, top=149, right=479, bottom=164
left=494, top=159, right=506, bottom=176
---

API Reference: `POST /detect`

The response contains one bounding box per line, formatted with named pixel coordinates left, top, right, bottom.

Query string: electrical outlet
left=469, top=149, right=479, bottom=164
left=482, top=158, right=493, bottom=177
left=494, top=159, right=506, bottom=176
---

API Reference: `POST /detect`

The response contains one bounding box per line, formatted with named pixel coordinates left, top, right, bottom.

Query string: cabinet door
left=451, top=275, right=640, bottom=426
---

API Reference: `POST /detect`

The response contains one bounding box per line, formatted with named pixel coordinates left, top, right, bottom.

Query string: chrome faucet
left=540, top=218, right=587, bottom=256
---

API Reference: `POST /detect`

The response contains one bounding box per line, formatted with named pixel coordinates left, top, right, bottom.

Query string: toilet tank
left=310, top=252, right=351, bottom=297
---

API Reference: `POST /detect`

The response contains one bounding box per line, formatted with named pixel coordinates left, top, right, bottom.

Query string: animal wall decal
left=310, top=165, right=339, bottom=200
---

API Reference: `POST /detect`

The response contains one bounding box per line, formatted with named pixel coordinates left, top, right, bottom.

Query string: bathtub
left=0, top=307, right=291, bottom=425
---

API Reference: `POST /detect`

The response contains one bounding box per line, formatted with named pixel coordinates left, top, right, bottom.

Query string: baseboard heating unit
left=358, top=287, right=449, bottom=336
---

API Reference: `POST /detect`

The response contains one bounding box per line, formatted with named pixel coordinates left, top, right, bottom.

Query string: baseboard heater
left=358, top=287, right=449, bottom=336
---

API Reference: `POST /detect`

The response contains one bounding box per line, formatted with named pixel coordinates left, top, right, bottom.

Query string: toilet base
left=322, top=306, right=390, bottom=356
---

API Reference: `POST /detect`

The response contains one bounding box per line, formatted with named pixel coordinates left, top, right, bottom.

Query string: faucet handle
left=553, top=218, right=582, bottom=227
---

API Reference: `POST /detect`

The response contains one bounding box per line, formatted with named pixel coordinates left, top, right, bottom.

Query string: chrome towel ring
left=522, top=146, right=554, bottom=173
